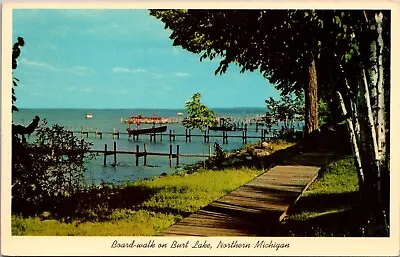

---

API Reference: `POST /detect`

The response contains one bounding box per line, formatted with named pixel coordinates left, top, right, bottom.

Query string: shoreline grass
left=12, top=139, right=294, bottom=236
left=12, top=168, right=264, bottom=236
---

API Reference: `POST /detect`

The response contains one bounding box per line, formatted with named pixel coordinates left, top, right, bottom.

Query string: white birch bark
left=362, top=69, right=380, bottom=161
left=375, top=12, right=386, bottom=159
left=337, top=91, right=364, bottom=185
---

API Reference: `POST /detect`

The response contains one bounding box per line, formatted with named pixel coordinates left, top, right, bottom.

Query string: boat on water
left=85, top=113, right=93, bottom=119
left=127, top=114, right=169, bottom=124
left=126, top=114, right=168, bottom=136
left=127, top=125, right=168, bottom=136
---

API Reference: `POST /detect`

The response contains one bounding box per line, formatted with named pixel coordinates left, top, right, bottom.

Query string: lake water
left=12, top=108, right=302, bottom=185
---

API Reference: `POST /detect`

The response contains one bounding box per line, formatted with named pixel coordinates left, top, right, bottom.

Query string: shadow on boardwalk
left=160, top=140, right=340, bottom=236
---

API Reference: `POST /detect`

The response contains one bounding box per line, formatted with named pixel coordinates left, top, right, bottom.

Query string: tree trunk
left=337, top=91, right=364, bottom=188
left=304, top=56, right=319, bottom=135
left=374, top=12, right=386, bottom=160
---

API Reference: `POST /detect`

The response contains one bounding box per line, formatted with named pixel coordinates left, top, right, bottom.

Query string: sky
left=12, top=9, right=280, bottom=109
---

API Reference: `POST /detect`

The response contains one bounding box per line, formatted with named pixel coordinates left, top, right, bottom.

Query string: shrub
left=12, top=120, right=95, bottom=216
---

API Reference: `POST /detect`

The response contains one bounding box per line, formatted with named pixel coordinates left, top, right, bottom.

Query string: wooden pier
left=91, top=142, right=213, bottom=168
left=66, top=127, right=283, bottom=144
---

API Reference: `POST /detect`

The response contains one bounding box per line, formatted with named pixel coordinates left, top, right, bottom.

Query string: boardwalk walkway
left=160, top=150, right=336, bottom=236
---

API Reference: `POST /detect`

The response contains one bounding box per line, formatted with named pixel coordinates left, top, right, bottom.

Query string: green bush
left=12, top=120, right=95, bottom=216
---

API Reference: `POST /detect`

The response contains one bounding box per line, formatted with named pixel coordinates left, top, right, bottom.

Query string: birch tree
left=329, top=10, right=390, bottom=234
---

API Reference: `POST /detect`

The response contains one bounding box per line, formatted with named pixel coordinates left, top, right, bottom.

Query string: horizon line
left=14, top=106, right=267, bottom=110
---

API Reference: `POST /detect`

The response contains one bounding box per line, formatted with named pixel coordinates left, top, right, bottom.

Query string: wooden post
left=209, top=144, right=212, bottom=157
left=103, top=144, right=107, bottom=166
left=160, top=131, right=163, bottom=142
left=169, top=130, right=173, bottom=142
left=136, top=145, right=139, bottom=166
left=261, top=129, right=266, bottom=141
left=176, top=145, right=180, bottom=166
left=256, top=122, right=259, bottom=132
left=113, top=141, right=117, bottom=165
left=223, top=131, right=228, bottom=144
left=185, top=129, right=188, bottom=142
left=143, top=144, right=147, bottom=166
left=169, top=144, right=173, bottom=168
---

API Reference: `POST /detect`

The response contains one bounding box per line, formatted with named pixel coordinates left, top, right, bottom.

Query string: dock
left=65, top=127, right=294, bottom=144
left=159, top=150, right=336, bottom=236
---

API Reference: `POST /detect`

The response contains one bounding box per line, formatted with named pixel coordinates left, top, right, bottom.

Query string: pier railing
left=65, top=127, right=287, bottom=144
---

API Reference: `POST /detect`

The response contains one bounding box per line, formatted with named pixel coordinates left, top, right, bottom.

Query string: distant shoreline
left=15, top=107, right=266, bottom=110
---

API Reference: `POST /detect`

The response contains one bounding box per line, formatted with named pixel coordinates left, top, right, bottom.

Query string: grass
left=278, top=155, right=363, bottom=236
left=12, top=168, right=263, bottom=236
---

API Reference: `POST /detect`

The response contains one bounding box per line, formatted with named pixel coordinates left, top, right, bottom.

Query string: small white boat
left=85, top=113, right=93, bottom=119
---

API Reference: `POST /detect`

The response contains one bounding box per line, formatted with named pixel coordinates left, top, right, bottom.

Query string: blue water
left=12, top=108, right=302, bottom=185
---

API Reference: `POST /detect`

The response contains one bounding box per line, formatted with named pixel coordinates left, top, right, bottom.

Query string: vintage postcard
left=1, top=1, right=399, bottom=256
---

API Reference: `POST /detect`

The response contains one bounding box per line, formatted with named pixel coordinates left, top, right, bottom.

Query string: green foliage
left=318, top=100, right=329, bottom=126
left=264, top=93, right=304, bottom=138
left=182, top=92, right=216, bottom=131
left=12, top=120, right=95, bottom=216
left=12, top=37, right=25, bottom=112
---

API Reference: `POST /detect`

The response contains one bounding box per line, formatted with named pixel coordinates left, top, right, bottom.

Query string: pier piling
left=103, top=144, right=107, bottom=166
left=169, top=144, right=173, bottom=167
left=136, top=145, right=140, bottom=166
left=144, top=144, right=147, bottom=166
left=113, top=141, right=117, bottom=165
left=176, top=145, right=180, bottom=166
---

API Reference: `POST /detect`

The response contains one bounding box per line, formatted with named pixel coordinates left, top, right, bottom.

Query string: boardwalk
left=160, top=150, right=336, bottom=236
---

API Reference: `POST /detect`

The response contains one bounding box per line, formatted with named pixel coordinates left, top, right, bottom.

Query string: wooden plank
left=160, top=151, right=335, bottom=237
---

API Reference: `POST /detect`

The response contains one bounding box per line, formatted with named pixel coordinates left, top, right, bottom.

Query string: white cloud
left=21, top=58, right=92, bottom=76
left=112, top=67, right=131, bottom=73
left=21, top=58, right=57, bottom=70
left=175, top=72, right=190, bottom=77
left=112, top=67, right=147, bottom=74
left=66, top=66, right=92, bottom=76
left=132, top=68, right=146, bottom=73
